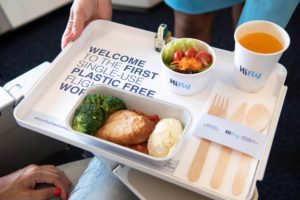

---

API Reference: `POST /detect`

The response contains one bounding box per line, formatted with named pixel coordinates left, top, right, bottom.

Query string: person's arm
left=61, top=0, right=112, bottom=49
left=0, top=164, right=72, bottom=200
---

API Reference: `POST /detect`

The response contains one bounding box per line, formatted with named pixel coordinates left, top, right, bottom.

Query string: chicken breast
left=96, top=110, right=155, bottom=145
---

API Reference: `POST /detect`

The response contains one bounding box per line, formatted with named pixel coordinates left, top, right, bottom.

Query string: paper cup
left=233, top=20, right=290, bottom=92
left=160, top=38, right=215, bottom=96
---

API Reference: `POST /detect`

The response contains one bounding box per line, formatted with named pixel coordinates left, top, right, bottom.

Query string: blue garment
left=164, top=0, right=299, bottom=28
left=164, top=0, right=244, bottom=14
left=69, top=157, right=138, bottom=200
left=238, top=0, right=299, bottom=27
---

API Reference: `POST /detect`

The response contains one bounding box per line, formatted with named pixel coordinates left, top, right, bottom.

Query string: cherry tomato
left=148, top=115, right=160, bottom=124
left=128, top=143, right=149, bottom=154
left=195, top=51, right=213, bottom=66
left=172, top=50, right=184, bottom=62
left=185, top=47, right=197, bottom=58
left=136, top=144, right=149, bottom=154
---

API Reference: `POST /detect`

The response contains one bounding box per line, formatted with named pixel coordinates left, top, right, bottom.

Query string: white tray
left=14, top=20, right=287, bottom=200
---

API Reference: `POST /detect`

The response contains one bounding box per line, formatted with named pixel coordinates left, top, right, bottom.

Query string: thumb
left=30, top=187, right=57, bottom=200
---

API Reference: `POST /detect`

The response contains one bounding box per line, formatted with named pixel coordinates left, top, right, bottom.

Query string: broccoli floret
left=72, top=100, right=105, bottom=135
left=101, top=96, right=127, bottom=118
left=82, top=93, right=105, bottom=109
left=72, top=93, right=126, bottom=135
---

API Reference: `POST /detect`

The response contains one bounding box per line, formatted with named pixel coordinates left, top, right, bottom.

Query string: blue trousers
left=69, top=157, right=139, bottom=200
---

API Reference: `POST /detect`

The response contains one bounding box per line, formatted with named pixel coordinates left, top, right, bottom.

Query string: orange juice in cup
left=233, top=20, right=290, bottom=92
left=239, top=32, right=283, bottom=54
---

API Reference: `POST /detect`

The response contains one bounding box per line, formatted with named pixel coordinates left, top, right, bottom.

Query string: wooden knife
left=210, top=103, right=247, bottom=189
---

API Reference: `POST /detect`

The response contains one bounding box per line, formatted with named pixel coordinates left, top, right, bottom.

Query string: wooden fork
left=187, top=95, right=229, bottom=182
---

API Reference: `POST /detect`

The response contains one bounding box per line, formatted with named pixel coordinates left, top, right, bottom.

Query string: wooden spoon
left=232, top=104, right=270, bottom=195
left=244, top=104, right=270, bottom=132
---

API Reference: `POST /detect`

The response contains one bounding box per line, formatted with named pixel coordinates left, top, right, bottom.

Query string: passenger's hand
left=0, top=164, right=72, bottom=200
left=61, top=0, right=112, bottom=49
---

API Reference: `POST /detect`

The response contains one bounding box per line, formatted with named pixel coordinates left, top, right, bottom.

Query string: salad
left=162, top=38, right=213, bottom=74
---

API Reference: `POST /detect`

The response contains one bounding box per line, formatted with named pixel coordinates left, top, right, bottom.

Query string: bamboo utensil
left=187, top=95, right=229, bottom=182
left=244, top=104, right=269, bottom=131
left=232, top=104, right=270, bottom=195
left=210, top=103, right=247, bottom=189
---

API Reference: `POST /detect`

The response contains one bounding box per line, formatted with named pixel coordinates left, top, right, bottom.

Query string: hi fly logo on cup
left=239, top=65, right=262, bottom=80
left=170, top=78, right=191, bottom=90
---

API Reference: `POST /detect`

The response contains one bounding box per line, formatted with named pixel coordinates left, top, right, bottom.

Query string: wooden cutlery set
left=186, top=94, right=270, bottom=196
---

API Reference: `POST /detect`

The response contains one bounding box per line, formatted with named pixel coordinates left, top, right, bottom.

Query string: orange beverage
left=239, top=32, right=283, bottom=54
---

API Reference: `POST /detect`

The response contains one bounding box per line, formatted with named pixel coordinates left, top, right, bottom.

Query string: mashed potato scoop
left=148, top=118, right=183, bottom=158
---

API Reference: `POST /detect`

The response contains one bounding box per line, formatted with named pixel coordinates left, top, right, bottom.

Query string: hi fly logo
left=170, top=79, right=191, bottom=90
left=239, top=65, right=262, bottom=80
left=225, top=129, right=240, bottom=140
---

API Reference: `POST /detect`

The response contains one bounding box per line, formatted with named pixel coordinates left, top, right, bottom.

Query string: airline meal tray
left=14, top=20, right=287, bottom=200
